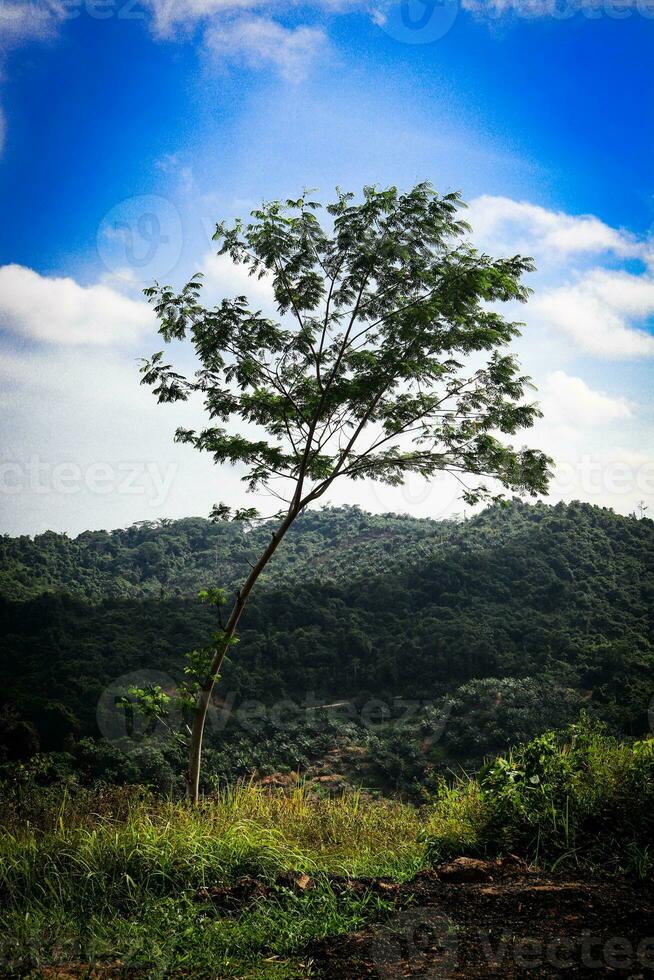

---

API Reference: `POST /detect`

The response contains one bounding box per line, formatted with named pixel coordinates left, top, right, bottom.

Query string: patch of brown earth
left=252, top=737, right=378, bottom=797
left=306, top=859, right=654, bottom=978
left=24, top=860, right=654, bottom=978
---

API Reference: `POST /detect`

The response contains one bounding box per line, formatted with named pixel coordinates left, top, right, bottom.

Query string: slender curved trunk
left=186, top=508, right=298, bottom=803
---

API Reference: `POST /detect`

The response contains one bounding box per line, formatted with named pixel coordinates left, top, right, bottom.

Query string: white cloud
left=0, top=345, right=234, bottom=535
left=462, top=0, right=559, bottom=15
left=204, top=17, right=326, bottom=79
left=467, top=195, right=641, bottom=262
left=465, top=196, right=654, bottom=359
left=199, top=251, right=277, bottom=309
left=527, top=372, right=651, bottom=516
left=530, top=269, right=654, bottom=359
left=0, top=2, right=62, bottom=49
left=145, top=0, right=260, bottom=36
left=144, top=0, right=357, bottom=34
left=143, top=0, right=330, bottom=77
left=155, top=152, right=194, bottom=192
left=0, top=265, right=154, bottom=346
left=461, top=198, right=654, bottom=510
left=540, top=370, right=632, bottom=425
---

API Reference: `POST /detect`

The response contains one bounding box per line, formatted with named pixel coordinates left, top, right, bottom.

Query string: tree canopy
left=141, top=183, right=551, bottom=515
left=2, top=502, right=652, bottom=780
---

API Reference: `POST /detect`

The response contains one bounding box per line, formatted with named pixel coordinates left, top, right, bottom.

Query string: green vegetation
left=1, top=499, right=653, bottom=971
left=0, top=781, right=422, bottom=977
left=1, top=722, right=652, bottom=977
left=424, top=718, right=654, bottom=876
left=1, top=501, right=652, bottom=793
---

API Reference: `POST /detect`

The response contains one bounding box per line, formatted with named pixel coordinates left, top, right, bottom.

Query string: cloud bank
left=0, top=265, right=154, bottom=346
left=468, top=195, right=654, bottom=359
left=466, top=195, right=641, bottom=262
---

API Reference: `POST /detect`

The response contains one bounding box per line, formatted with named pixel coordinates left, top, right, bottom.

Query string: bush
left=424, top=718, right=654, bottom=877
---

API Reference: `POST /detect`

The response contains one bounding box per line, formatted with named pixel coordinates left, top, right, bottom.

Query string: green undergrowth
left=424, top=718, right=654, bottom=876
left=1, top=720, right=652, bottom=977
left=0, top=785, right=421, bottom=977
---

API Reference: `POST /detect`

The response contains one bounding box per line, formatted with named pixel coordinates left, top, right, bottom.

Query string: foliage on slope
left=0, top=501, right=652, bottom=785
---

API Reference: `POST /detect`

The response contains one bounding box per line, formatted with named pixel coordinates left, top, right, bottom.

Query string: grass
left=2, top=721, right=653, bottom=977
left=0, top=784, right=423, bottom=977
left=2, top=891, right=383, bottom=978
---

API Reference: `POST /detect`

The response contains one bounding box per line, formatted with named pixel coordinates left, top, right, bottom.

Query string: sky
left=0, top=0, right=653, bottom=535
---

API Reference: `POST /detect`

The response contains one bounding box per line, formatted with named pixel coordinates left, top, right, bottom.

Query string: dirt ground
left=25, top=860, right=654, bottom=978
left=306, top=860, right=654, bottom=978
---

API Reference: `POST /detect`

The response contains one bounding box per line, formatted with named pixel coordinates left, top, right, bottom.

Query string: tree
left=140, top=182, right=551, bottom=802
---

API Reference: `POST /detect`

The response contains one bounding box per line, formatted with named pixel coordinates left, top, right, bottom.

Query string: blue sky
left=0, top=0, right=653, bottom=533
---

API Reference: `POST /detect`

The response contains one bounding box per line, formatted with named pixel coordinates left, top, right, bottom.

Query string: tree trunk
left=185, top=508, right=298, bottom=803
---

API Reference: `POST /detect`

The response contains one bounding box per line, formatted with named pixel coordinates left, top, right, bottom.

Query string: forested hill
left=1, top=501, right=653, bottom=764
left=2, top=500, right=652, bottom=606
left=0, top=507, right=453, bottom=603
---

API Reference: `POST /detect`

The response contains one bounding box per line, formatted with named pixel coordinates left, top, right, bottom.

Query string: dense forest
left=1, top=500, right=652, bottom=793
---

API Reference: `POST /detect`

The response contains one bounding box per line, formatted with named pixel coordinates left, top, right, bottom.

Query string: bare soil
left=25, top=860, right=654, bottom=978
left=306, top=860, right=654, bottom=978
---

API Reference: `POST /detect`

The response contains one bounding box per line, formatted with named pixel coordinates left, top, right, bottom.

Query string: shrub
left=424, top=718, right=654, bottom=877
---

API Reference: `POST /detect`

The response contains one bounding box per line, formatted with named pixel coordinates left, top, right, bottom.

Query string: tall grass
left=2, top=722, right=652, bottom=976
left=0, top=783, right=422, bottom=977
left=0, top=782, right=424, bottom=908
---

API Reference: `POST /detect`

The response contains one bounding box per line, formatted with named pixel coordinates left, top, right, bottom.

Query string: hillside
left=0, top=508, right=449, bottom=603
left=0, top=501, right=652, bottom=791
